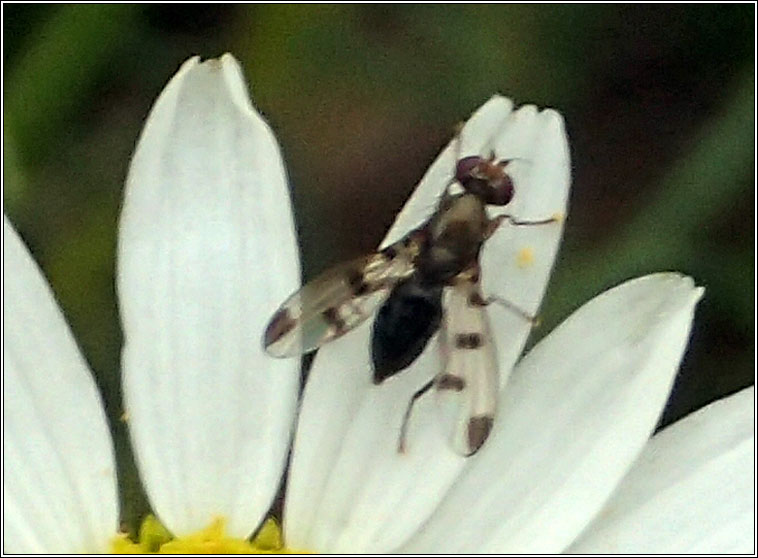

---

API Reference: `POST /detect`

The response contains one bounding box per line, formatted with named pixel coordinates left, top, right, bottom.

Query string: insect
left=263, top=144, right=558, bottom=456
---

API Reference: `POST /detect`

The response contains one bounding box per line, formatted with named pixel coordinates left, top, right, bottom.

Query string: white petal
left=569, top=386, right=755, bottom=554
left=482, top=107, right=570, bottom=387
left=284, top=98, right=570, bottom=552
left=3, top=217, right=118, bottom=553
left=118, top=54, right=300, bottom=537
left=402, top=273, right=704, bottom=553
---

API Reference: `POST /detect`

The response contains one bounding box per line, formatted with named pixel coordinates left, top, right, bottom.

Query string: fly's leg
left=454, top=266, right=537, bottom=331
left=397, top=378, right=435, bottom=454
left=480, top=212, right=562, bottom=323
left=481, top=295, right=540, bottom=327
left=485, top=212, right=563, bottom=239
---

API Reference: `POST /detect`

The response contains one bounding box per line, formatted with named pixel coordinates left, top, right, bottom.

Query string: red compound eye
left=486, top=175, right=514, bottom=206
left=455, top=156, right=482, bottom=183
left=455, top=155, right=515, bottom=206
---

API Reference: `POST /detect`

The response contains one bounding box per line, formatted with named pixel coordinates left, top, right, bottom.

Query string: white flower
left=3, top=54, right=753, bottom=554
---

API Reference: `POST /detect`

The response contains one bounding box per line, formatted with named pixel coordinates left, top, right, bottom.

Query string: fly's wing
left=263, top=239, right=418, bottom=357
left=436, top=276, right=499, bottom=456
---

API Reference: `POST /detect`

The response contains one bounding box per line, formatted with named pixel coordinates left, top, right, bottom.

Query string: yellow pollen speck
left=551, top=212, right=565, bottom=223
left=516, top=247, right=535, bottom=268
left=111, top=515, right=309, bottom=554
left=120, top=411, right=130, bottom=422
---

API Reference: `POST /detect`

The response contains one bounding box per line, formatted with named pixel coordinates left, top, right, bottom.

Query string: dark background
left=4, top=4, right=754, bottom=532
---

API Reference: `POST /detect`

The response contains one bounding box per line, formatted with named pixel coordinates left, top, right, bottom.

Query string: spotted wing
left=435, top=274, right=499, bottom=456
left=263, top=241, right=417, bottom=357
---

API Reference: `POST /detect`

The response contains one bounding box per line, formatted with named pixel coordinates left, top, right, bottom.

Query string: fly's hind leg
left=397, top=378, right=435, bottom=454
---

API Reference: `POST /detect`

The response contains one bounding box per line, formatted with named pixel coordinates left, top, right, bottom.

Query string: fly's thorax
left=420, top=194, right=489, bottom=282
left=429, top=194, right=489, bottom=240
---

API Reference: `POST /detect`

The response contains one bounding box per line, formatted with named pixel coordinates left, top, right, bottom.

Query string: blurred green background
left=4, top=4, right=754, bottom=532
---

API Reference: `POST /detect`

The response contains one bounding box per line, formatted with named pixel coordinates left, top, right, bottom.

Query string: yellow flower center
left=111, top=515, right=307, bottom=554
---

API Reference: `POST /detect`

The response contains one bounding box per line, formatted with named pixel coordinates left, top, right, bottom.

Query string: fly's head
left=455, top=153, right=515, bottom=207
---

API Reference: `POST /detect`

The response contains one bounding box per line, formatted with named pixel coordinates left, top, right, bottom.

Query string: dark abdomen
left=371, top=277, right=443, bottom=383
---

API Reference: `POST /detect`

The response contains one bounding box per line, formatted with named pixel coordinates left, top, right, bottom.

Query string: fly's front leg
left=485, top=212, right=563, bottom=239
